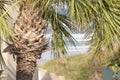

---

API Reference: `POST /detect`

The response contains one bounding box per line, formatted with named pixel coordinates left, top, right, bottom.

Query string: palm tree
left=0, top=0, right=120, bottom=80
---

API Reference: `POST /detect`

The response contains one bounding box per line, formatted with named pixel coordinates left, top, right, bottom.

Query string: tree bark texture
left=16, top=53, right=37, bottom=80
left=3, top=1, right=48, bottom=80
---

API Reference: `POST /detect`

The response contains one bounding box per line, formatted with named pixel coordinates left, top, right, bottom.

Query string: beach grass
left=40, top=54, right=96, bottom=80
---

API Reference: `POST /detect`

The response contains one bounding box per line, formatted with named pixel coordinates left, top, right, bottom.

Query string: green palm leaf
left=34, top=0, right=120, bottom=58
left=0, top=0, right=10, bottom=68
left=87, top=0, right=120, bottom=58
left=35, top=0, right=78, bottom=57
left=0, top=0, right=15, bottom=67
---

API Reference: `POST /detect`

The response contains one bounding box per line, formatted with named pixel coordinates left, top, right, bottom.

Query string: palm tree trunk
left=16, top=53, right=37, bottom=80
left=3, top=1, right=48, bottom=79
left=13, top=1, right=47, bottom=80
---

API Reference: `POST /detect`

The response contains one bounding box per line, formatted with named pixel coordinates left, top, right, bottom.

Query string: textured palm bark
left=16, top=53, right=37, bottom=80
left=4, top=1, right=48, bottom=80
left=14, top=1, right=48, bottom=80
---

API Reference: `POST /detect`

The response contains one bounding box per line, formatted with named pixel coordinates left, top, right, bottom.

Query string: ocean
left=39, top=33, right=91, bottom=64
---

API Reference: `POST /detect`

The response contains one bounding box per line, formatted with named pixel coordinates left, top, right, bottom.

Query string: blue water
left=39, top=33, right=91, bottom=64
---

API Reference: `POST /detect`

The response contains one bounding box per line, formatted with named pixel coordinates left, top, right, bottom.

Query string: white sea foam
left=39, top=33, right=91, bottom=64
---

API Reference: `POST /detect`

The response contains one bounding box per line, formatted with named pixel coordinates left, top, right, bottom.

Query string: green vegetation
left=40, top=54, right=96, bottom=80
left=0, top=0, right=120, bottom=79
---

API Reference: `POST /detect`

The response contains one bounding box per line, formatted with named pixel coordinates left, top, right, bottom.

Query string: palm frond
left=29, top=0, right=120, bottom=58
left=35, top=0, right=78, bottom=57
left=0, top=0, right=21, bottom=39
left=50, top=11, right=77, bottom=57
left=0, top=0, right=10, bottom=67
left=0, top=0, right=16, bottom=66
left=87, top=0, right=120, bottom=58
left=47, top=6, right=77, bottom=57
